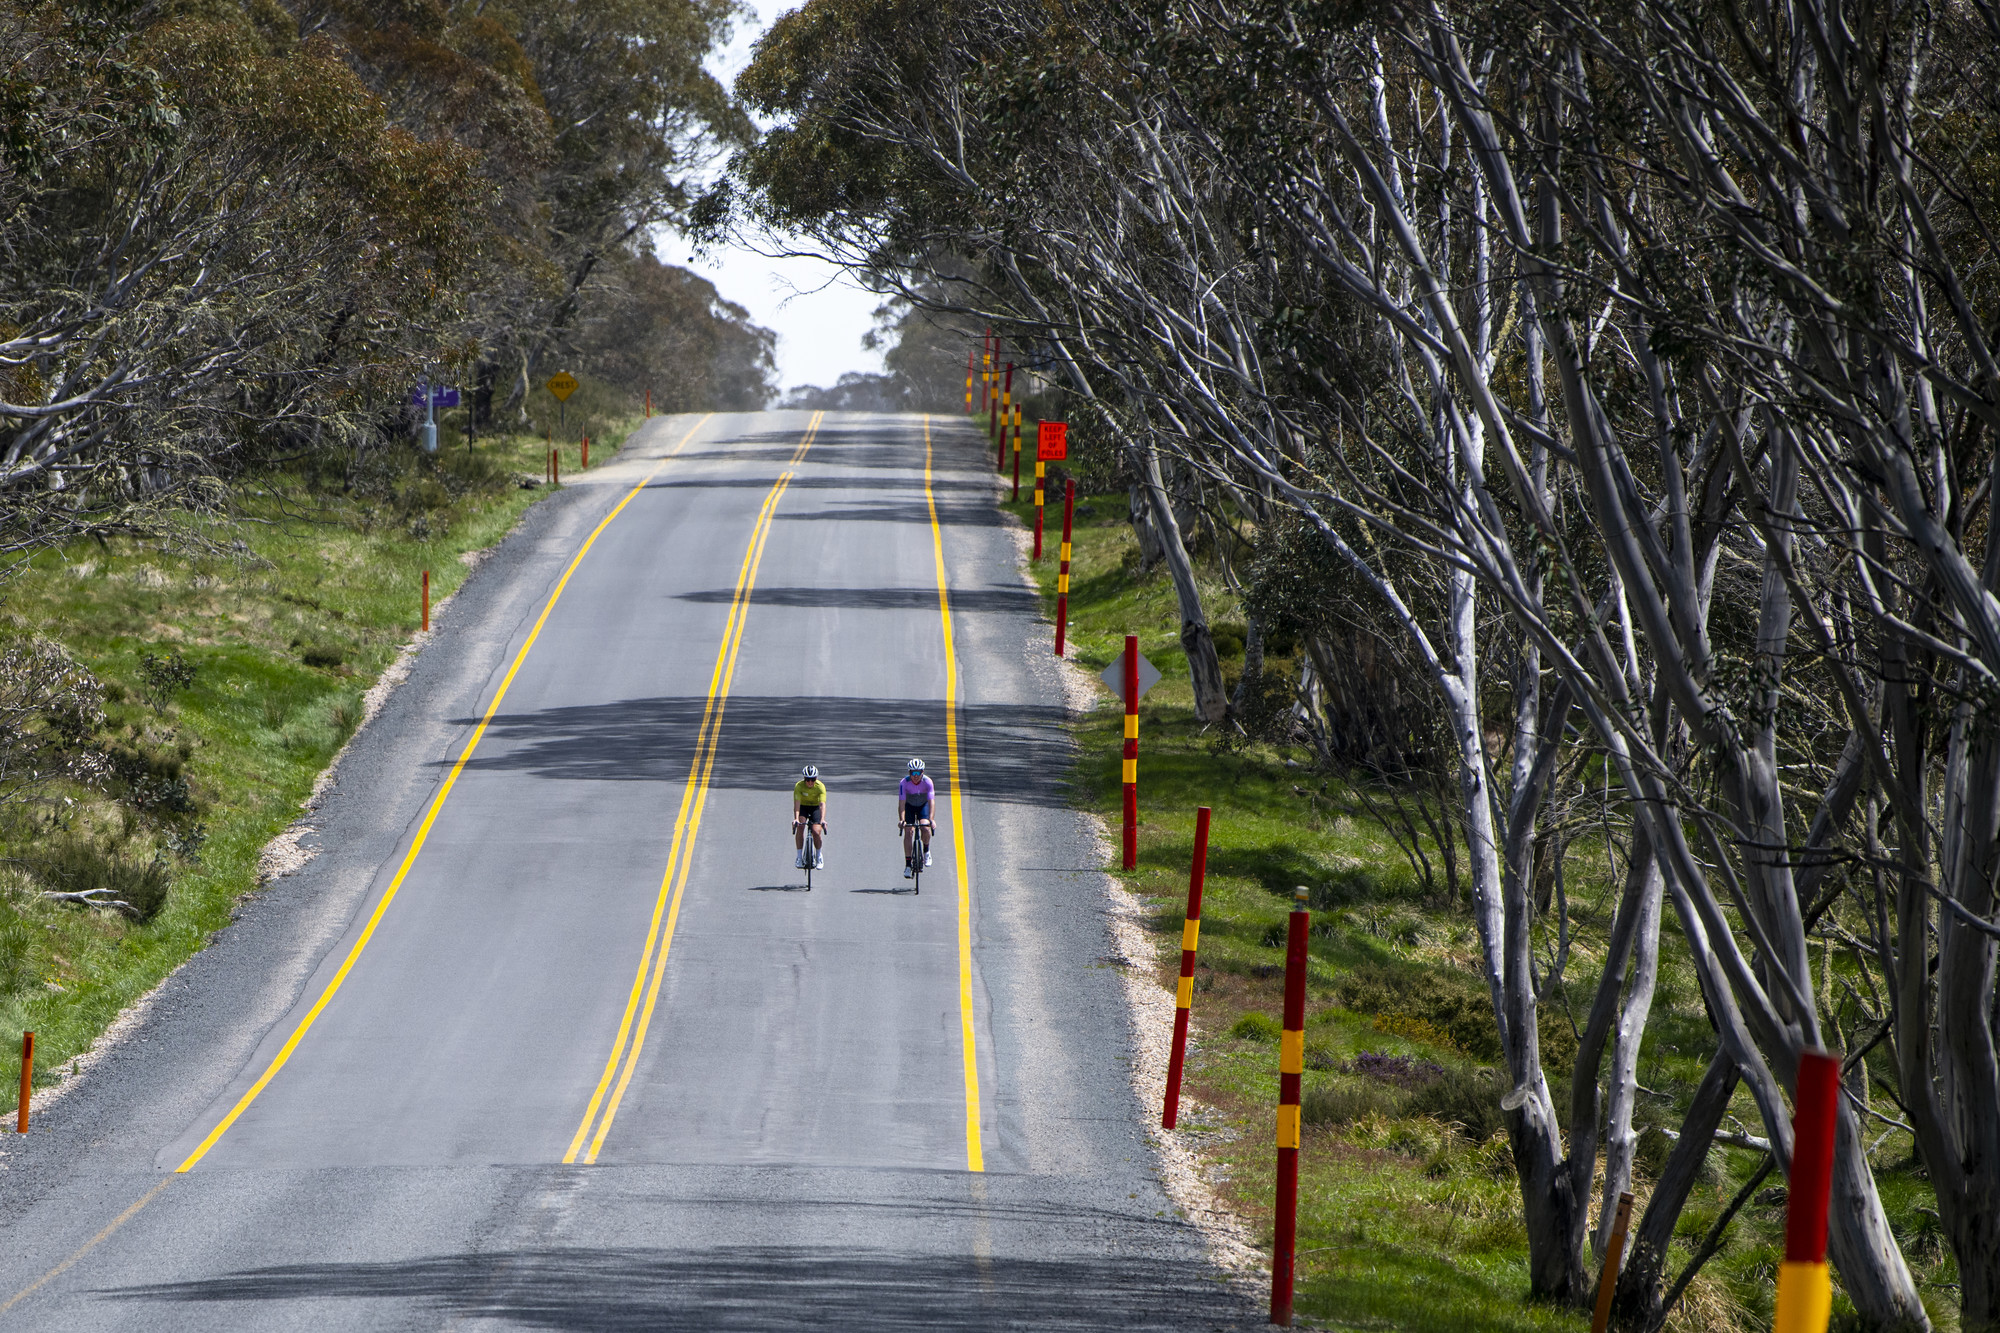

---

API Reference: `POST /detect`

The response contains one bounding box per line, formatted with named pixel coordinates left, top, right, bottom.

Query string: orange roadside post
left=1590, top=1192, right=1635, bottom=1333
left=965, top=347, right=975, bottom=413
left=1270, top=886, right=1309, bottom=1325
left=1774, top=1052, right=1840, bottom=1333
left=17, top=1031, right=32, bottom=1133
left=1162, top=807, right=1210, bottom=1128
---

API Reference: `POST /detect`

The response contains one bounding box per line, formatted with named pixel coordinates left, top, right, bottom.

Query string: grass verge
left=999, top=483, right=1957, bottom=1332
left=2, top=417, right=633, bottom=1115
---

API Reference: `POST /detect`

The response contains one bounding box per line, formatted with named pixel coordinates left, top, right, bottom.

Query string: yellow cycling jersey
left=794, top=779, right=827, bottom=806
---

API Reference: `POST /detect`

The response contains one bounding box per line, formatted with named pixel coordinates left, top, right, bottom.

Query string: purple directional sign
left=410, top=386, right=462, bottom=408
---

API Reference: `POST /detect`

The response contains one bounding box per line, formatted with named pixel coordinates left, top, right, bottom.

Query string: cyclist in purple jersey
left=899, top=758, right=934, bottom=878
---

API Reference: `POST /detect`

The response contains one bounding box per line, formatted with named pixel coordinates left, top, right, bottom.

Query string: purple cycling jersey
left=899, top=775, right=935, bottom=804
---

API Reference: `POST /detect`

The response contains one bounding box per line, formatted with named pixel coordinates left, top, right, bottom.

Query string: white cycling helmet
left=907, top=758, right=926, bottom=773
left=801, top=765, right=818, bottom=779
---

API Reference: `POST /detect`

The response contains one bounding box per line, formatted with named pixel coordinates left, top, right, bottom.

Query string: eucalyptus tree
left=1, top=1, right=484, bottom=559
left=723, top=0, right=1998, bottom=1325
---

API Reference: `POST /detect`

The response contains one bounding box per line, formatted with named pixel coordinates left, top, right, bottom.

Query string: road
left=0, top=412, right=1253, bottom=1330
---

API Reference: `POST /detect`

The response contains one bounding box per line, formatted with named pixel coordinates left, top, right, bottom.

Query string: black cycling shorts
left=904, top=800, right=932, bottom=825
left=798, top=805, right=822, bottom=824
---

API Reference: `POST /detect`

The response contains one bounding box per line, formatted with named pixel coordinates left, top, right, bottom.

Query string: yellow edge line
left=924, top=413, right=985, bottom=1172
left=0, top=1178, right=173, bottom=1315
left=566, top=413, right=821, bottom=1163
left=173, top=414, right=715, bottom=1174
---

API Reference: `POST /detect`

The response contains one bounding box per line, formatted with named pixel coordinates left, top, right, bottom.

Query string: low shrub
left=1334, top=964, right=1503, bottom=1061
left=1404, top=1065, right=1508, bottom=1141
left=1345, top=1050, right=1446, bottom=1088
left=1302, top=1078, right=1404, bottom=1125
left=0, top=900, right=33, bottom=996
left=1231, top=1011, right=1281, bottom=1042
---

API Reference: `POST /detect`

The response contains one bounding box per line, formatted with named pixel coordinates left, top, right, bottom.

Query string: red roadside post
left=1123, top=634, right=1139, bottom=870
left=421, top=570, right=430, bottom=632
left=1271, top=885, right=1310, bottom=1325
left=16, top=1031, right=31, bottom=1133
left=1033, top=462, right=1046, bottom=561
left=1011, top=400, right=1023, bottom=500
left=998, top=363, right=1013, bottom=472
left=1056, top=480, right=1075, bottom=655
left=645, top=388, right=651, bottom=418
left=582, top=434, right=589, bottom=469
left=553, top=447, right=560, bottom=486
left=1775, top=1051, right=1840, bottom=1333
left=1162, top=806, right=1210, bottom=1128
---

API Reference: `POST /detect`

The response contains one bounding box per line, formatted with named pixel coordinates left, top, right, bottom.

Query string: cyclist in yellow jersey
left=793, top=766, right=827, bottom=869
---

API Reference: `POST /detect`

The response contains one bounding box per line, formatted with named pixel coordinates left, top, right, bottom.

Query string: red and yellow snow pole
left=1271, top=885, right=1309, bottom=1325
left=997, top=363, right=1013, bottom=472
left=1056, top=480, right=1075, bottom=655
left=1032, top=456, right=1045, bottom=560
left=1122, top=634, right=1139, bottom=870
left=1162, top=806, right=1210, bottom=1129
left=1775, top=1051, right=1840, bottom=1333
left=1011, top=398, right=1023, bottom=500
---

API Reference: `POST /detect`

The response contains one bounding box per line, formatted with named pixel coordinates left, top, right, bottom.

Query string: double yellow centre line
left=564, top=412, right=823, bottom=1163
left=171, top=414, right=718, bottom=1175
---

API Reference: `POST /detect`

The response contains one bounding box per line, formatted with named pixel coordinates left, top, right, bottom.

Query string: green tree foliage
left=1, top=0, right=768, bottom=560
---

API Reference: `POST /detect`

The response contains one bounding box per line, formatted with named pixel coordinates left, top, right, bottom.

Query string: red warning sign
left=1037, top=421, right=1068, bottom=461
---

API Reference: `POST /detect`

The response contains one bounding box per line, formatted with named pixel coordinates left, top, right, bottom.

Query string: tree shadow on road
left=458, top=695, right=1076, bottom=809
left=99, top=1244, right=1255, bottom=1329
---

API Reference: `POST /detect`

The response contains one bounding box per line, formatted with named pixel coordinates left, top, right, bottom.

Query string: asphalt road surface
left=0, top=412, right=1254, bottom=1330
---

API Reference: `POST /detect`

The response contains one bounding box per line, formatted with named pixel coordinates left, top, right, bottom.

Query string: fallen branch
left=40, top=888, right=139, bottom=918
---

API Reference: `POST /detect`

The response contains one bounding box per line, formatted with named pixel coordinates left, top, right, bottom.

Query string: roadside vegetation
left=3, top=0, right=776, bottom=1118
left=1, top=412, right=629, bottom=1117
left=1002, top=480, right=1958, bottom=1333
left=725, top=0, right=2000, bottom=1325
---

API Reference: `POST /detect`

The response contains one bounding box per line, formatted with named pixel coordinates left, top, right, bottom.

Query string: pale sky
left=668, top=4, right=887, bottom=394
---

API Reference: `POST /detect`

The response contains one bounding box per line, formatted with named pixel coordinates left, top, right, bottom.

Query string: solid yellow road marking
left=565, top=414, right=821, bottom=1163
left=174, top=415, right=715, bottom=1174
left=0, top=1178, right=173, bottom=1315
left=924, top=414, right=985, bottom=1173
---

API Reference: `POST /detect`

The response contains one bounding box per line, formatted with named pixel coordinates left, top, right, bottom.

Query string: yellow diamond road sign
left=546, top=371, right=578, bottom=402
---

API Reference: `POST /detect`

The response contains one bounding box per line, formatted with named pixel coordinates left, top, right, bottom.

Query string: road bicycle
left=901, top=815, right=934, bottom=895
left=794, top=816, right=824, bottom=891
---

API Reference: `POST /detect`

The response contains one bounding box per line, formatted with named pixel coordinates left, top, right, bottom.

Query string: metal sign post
left=546, top=371, right=578, bottom=440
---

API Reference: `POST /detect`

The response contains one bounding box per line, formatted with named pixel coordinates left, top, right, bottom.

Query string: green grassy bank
left=999, top=485, right=1957, bottom=1332
left=2, top=414, right=633, bottom=1115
